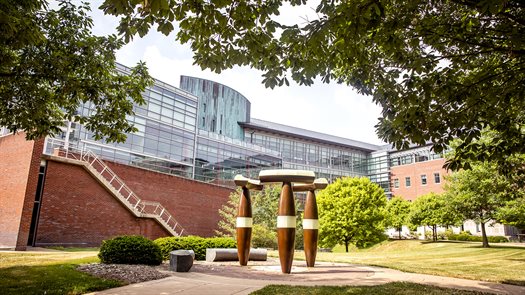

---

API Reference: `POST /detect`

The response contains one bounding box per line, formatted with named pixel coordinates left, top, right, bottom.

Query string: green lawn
left=278, top=240, right=525, bottom=286
left=251, top=282, right=489, bottom=295
left=0, top=251, right=123, bottom=295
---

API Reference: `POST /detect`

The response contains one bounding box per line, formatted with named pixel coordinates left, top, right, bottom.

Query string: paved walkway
left=91, top=259, right=525, bottom=295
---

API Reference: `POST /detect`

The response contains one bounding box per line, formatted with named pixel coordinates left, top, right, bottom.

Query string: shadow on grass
left=0, top=264, right=122, bottom=295
left=502, top=280, right=525, bottom=286
left=419, top=240, right=525, bottom=250
left=45, top=246, right=100, bottom=252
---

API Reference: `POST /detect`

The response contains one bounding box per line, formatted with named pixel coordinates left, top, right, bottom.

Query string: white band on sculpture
left=303, top=219, right=319, bottom=230
left=236, top=217, right=253, bottom=228
left=277, top=216, right=296, bottom=228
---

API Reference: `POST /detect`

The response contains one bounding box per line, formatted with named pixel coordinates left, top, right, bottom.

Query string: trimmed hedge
left=98, top=235, right=163, bottom=265
left=154, top=236, right=236, bottom=260
left=446, top=231, right=508, bottom=243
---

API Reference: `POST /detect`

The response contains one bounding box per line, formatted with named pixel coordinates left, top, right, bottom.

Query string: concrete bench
left=205, top=248, right=267, bottom=262
left=169, top=250, right=194, bottom=272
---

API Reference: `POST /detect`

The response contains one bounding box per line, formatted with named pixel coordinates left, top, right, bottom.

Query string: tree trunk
left=398, top=227, right=402, bottom=239
left=433, top=225, right=437, bottom=242
left=345, top=240, right=349, bottom=252
left=480, top=222, right=489, bottom=248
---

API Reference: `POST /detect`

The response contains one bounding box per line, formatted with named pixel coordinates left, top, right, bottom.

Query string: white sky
left=87, top=1, right=384, bottom=145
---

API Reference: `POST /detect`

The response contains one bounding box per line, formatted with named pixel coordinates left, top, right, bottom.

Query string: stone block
left=170, top=250, right=193, bottom=272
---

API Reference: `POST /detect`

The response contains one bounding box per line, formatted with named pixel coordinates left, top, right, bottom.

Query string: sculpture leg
left=236, top=187, right=252, bottom=266
left=277, top=182, right=296, bottom=274
left=303, top=190, right=319, bottom=267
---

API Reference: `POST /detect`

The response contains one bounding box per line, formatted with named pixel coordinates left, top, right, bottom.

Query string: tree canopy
left=408, top=192, right=461, bottom=241
left=0, top=0, right=152, bottom=142
left=317, top=177, right=387, bottom=252
left=444, top=163, right=512, bottom=247
left=385, top=196, right=411, bottom=239
left=100, top=0, right=525, bottom=169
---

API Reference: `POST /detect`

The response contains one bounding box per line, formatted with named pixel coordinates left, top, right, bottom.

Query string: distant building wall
left=0, top=134, right=43, bottom=250
left=35, top=159, right=233, bottom=247
left=390, top=158, right=449, bottom=201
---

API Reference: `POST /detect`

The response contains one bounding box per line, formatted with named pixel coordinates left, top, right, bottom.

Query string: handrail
left=44, top=138, right=185, bottom=236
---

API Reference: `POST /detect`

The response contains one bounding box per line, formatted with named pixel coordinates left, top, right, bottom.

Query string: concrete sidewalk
left=90, top=260, right=525, bottom=295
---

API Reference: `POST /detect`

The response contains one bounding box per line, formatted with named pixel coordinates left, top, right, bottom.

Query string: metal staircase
left=46, top=141, right=184, bottom=237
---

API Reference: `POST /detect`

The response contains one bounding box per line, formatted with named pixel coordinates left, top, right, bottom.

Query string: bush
left=488, top=236, right=509, bottom=243
left=154, top=236, right=236, bottom=260
left=98, top=235, right=162, bottom=265
left=445, top=231, right=508, bottom=243
left=252, top=224, right=277, bottom=249
left=437, top=231, right=447, bottom=240
left=295, top=223, right=304, bottom=250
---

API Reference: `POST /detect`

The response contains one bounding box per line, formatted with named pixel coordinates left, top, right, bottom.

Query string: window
left=393, top=178, right=399, bottom=189
left=405, top=177, right=411, bottom=187
left=434, top=172, right=441, bottom=184
left=421, top=174, right=427, bottom=185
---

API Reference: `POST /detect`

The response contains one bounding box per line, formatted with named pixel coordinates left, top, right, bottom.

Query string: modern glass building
left=44, top=64, right=437, bottom=197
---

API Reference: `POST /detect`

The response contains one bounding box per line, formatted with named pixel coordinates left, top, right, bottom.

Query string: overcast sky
left=87, top=1, right=384, bottom=145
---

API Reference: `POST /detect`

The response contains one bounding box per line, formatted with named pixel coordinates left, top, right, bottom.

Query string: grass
left=0, top=251, right=123, bottom=295
left=277, top=240, right=525, bottom=286
left=47, top=246, right=100, bottom=252
left=251, top=282, right=489, bottom=295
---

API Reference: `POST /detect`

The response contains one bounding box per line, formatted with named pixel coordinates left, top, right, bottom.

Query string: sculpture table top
left=259, top=169, right=316, bottom=184
left=234, top=175, right=263, bottom=190
left=292, top=178, right=328, bottom=192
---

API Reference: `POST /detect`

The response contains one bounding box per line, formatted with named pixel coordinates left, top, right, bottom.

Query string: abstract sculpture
left=259, top=169, right=316, bottom=273
left=234, top=170, right=326, bottom=274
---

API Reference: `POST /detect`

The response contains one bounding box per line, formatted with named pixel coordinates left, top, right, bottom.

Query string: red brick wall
left=35, top=159, right=233, bottom=247
left=106, top=162, right=233, bottom=237
left=0, top=134, right=42, bottom=250
left=390, top=158, right=449, bottom=201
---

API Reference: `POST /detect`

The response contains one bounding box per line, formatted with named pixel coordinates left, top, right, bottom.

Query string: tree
left=0, top=0, right=153, bottom=142
left=408, top=193, right=461, bottom=241
left=445, top=163, right=511, bottom=247
left=100, top=0, right=525, bottom=169
left=317, top=177, right=387, bottom=252
left=385, top=196, right=411, bottom=239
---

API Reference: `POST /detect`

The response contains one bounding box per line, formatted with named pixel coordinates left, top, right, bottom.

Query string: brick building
left=388, top=146, right=449, bottom=201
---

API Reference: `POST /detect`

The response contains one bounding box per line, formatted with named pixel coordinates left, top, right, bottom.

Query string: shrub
left=488, top=236, right=509, bottom=243
left=98, top=235, right=162, bottom=265
left=251, top=224, right=277, bottom=249
left=446, top=231, right=508, bottom=243
left=154, top=236, right=236, bottom=260
left=437, top=231, right=447, bottom=240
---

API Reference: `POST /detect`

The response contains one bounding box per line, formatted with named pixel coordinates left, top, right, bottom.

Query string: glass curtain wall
left=68, top=77, right=199, bottom=178
left=244, top=130, right=369, bottom=182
